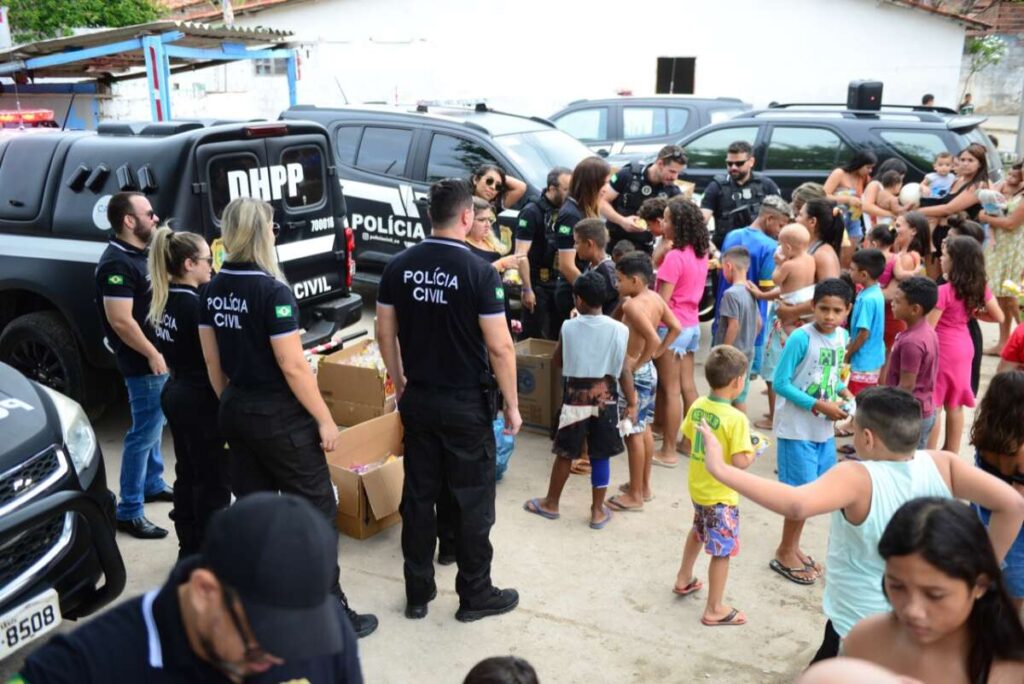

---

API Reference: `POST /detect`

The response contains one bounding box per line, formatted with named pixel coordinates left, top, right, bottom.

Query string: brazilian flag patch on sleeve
left=558, top=225, right=571, bottom=235
left=275, top=305, right=293, bottom=319
left=610, top=174, right=618, bottom=184
left=107, top=274, right=125, bottom=285
left=518, top=218, right=528, bottom=228
left=495, top=287, right=505, bottom=301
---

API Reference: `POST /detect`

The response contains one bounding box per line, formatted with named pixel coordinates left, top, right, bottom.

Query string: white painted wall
left=102, top=0, right=968, bottom=123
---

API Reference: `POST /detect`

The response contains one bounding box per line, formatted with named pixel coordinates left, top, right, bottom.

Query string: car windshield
left=493, top=129, right=592, bottom=189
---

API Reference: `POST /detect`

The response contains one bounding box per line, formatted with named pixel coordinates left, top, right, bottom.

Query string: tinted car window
left=426, top=134, right=499, bottom=182
left=209, top=153, right=260, bottom=219
left=623, top=107, right=667, bottom=139
left=280, top=145, right=325, bottom=210
left=336, top=126, right=362, bottom=166
left=684, top=126, right=759, bottom=168
left=554, top=108, right=608, bottom=142
left=355, top=127, right=413, bottom=177
left=765, top=127, right=847, bottom=171
left=667, top=108, right=690, bottom=134
left=494, top=129, right=592, bottom=190
left=878, top=130, right=947, bottom=172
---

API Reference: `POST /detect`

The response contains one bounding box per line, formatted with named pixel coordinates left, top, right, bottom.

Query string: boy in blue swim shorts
left=771, top=278, right=855, bottom=585
left=674, top=345, right=755, bottom=626
left=607, top=253, right=681, bottom=511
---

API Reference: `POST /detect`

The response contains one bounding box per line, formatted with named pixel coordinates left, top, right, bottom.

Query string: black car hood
left=0, top=363, right=59, bottom=472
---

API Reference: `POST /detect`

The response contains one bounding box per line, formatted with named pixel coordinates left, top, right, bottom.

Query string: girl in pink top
left=927, top=236, right=1003, bottom=453
left=653, top=197, right=710, bottom=466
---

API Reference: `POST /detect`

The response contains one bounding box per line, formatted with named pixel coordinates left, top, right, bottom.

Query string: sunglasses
left=271, top=222, right=280, bottom=238
left=222, top=585, right=275, bottom=666
left=483, top=177, right=504, bottom=191
left=134, top=210, right=156, bottom=220
left=725, top=160, right=749, bottom=168
left=193, top=256, right=214, bottom=265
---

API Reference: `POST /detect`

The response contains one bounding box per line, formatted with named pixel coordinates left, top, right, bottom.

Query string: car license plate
left=0, top=589, right=62, bottom=659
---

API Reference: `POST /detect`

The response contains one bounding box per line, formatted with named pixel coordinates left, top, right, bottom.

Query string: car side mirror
left=596, top=149, right=609, bottom=158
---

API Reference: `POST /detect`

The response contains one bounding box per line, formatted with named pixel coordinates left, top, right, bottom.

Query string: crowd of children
left=511, top=147, right=1024, bottom=679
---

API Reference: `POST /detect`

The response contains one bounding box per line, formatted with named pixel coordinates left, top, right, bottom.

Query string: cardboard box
left=326, top=411, right=405, bottom=540
left=515, top=338, right=562, bottom=433
left=318, top=340, right=396, bottom=426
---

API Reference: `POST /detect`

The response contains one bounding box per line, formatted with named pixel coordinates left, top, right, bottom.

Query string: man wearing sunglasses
left=700, top=140, right=781, bottom=250
left=600, top=145, right=687, bottom=254
left=17, top=493, right=363, bottom=683
left=95, top=191, right=174, bottom=540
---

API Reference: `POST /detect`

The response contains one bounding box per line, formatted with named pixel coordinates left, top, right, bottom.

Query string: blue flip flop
left=523, top=498, right=559, bottom=520
left=589, top=504, right=613, bottom=530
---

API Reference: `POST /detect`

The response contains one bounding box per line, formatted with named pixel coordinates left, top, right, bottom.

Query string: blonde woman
left=147, top=227, right=229, bottom=558
left=467, top=198, right=522, bottom=272
left=197, top=197, right=377, bottom=638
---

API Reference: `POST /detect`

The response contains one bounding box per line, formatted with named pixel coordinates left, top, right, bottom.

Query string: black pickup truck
left=0, top=362, right=125, bottom=662
left=0, top=120, right=362, bottom=410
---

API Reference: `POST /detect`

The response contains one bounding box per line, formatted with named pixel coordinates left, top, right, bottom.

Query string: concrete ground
left=0, top=299, right=1008, bottom=683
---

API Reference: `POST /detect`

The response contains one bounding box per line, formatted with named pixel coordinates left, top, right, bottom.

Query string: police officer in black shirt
left=146, top=228, right=230, bottom=559
left=700, top=140, right=782, bottom=249
left=376, top=178, right=521, bottom=623
left=198, top=197, right=377, bottom=638
left=600, top=144, right=686, bottom=253
left=95, top=191, right=173, bottom=540
left=18, top=494, right=363, bottom=684
left=514, top=166, right=571, bottom=340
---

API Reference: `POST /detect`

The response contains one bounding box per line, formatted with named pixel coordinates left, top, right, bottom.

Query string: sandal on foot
left=523, top=498, right=559, bottom=520
left=589, top=504, right=613, bottom=530
left=673, top=577, right=703, bottom=596
left=769, top=558, right=816, bottom=585
left=837, top=444, right=857, bottom=456
left=754, top=418, right=773, bottom=431
left=607, top=495, right=643, bottom=512
left=701, top=608, right=746, bottom=626
left=616, top=483, right=654, bottom=502
left=835, top=427, right=854, bottom=438
left=653, top=455, right=680, bottom=468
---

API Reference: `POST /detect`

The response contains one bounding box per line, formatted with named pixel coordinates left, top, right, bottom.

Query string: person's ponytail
left=147, top=226, right=173, bottom=328
left=147, top=227, right=207, bottom=327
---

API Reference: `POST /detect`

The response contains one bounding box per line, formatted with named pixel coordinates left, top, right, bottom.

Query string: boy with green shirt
left=673, top=345, right=755, bottom=627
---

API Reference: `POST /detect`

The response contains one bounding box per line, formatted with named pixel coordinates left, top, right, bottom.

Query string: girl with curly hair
left=652, top=197, right=710, bottom=466
left=926, top=236, right=1004, bottom=452
left=971, top=370, right=1024, bottom=610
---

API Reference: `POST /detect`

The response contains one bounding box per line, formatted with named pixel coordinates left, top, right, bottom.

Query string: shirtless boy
left=608, top=252, right=681, bottom=511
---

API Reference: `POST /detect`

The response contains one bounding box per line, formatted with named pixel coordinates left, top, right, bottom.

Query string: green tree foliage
left=6, top=0, right=162, bottom=44
left=962, top=35, right=1009, bottom=101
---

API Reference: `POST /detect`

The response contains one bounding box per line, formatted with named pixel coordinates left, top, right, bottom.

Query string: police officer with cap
left=700, top=140, right=781, bottom=250
left=198, top=197, right=376, bottom=638
left=18, top=493, right=363, bottom=683
left=600, top=144, right=687, bottom=253
left=514, top=166, right=571, bottom=340
left=376, top=178, right=521, bottom=623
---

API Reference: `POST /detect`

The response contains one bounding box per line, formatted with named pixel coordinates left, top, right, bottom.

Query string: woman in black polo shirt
left=198, top=197, right=377, bottom=638
left=147, top=227, right=229, bottom=559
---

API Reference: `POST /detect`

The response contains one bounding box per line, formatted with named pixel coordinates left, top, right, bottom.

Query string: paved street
left=0, top=298, right=1007, bottom=683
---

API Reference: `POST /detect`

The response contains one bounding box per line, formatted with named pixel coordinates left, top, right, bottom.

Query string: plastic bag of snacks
left=494, top=417, right=516, bottom=481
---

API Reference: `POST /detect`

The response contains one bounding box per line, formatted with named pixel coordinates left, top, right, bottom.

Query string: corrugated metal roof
left=0, top=20, right=293, bottom=79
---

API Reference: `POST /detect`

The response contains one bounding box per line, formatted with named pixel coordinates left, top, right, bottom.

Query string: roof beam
left=161, top=44, right=293, bottom=61
left=0, top=36, right=144, bottom=76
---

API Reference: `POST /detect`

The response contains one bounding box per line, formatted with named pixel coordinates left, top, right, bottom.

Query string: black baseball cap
left=199, top=493, right=343, bottom=662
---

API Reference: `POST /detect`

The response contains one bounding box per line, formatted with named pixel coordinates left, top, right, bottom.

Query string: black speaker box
left=847, top=80, right=883, bottom=111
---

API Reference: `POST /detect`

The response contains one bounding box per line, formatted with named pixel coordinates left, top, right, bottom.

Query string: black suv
left=670, top=104, right=1003, bottom=199
left=281, top=103, right=593, bottom=282
left=0, top=362, right=125, bottom=661
left=0, top=120, right=361, bottom=409
left=550, top=96, right=751, bottom=165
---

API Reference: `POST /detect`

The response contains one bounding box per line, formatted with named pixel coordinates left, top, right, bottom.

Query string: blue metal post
left=141, top=35, right=171, bottom=122
left=286, top=50, right=298, bottom=107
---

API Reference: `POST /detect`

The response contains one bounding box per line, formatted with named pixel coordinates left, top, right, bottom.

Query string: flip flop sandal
left=523, top=498, right=560, bottom=520
left=673, top=578, right=703, bottom=596
left=589, top=504, right=613, bottom=530
left=802, top=557, right=824, bottom=578
left=701, top=608, right=747, bottom=627
left=616, top=483, right=654, bottom=502
left=754, top=419, right=774, bottom=431
left=835, top=428, right=854, bottom=438
left=837, top=444, right=858, bottom=456
left=652, top=455, right=680, bottom=469
left=769, top=558, right=816, bottom=586
left=606, top=495, right=643, bottom=512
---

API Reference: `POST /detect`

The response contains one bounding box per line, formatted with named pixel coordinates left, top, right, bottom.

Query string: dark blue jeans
left=117, top=373, right=169, bottom=520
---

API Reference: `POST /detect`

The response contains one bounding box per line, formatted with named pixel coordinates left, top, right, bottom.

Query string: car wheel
left=0, top=311, right=86, bottom=404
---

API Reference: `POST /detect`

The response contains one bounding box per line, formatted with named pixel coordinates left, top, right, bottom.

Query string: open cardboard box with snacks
left=318, top=339, right=396, bottom=427
left=326, top=411, right=404, bottom=540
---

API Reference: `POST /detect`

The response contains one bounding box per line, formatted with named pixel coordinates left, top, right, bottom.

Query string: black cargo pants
left=161, top=376, right=231, bottom=558
left=399, top=384, right=496, bottom=606
left=219, top=385, right=345, bottom=595
left=520, top=280, right=562, bottom=341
